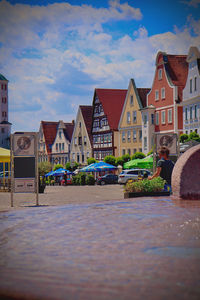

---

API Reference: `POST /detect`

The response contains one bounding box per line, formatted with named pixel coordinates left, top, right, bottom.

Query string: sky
left=0, top=0, right=200, bottom=132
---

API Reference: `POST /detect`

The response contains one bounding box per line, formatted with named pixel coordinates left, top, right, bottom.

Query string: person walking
left=149, top=146, right=174, bottom=192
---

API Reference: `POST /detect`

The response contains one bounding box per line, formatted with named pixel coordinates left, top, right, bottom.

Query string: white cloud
left=0, top=1, right=199, bottom=132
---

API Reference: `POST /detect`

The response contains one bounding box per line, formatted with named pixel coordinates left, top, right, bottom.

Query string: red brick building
left=147, top=52, right=188, bottom=134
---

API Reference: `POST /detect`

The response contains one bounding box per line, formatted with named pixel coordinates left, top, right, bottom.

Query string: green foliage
left=38, top=161, right=52, bottom=177
left=147, top=149, right=153, bottom=156
left=179, top=133, right=189, bottom=143
left=131, top=152, right=146, bottom=160
left=87, top=157, right=98, bottom=165
left=116, top=157, right=124, bottom=166
left=65, top=162, right=72, bottom=171
left=125, top=177, right=166, bottom=193
left=72, top=173, right=95, bottom=185
left=103, top=155, right=117, bottom=166
left=188, top=131, right=200, bottom=141
left=53, top=164, right=64, bottom=171
left=85, top=174, right=95, bottom=185
left=122, top=154, right=131, bottom=163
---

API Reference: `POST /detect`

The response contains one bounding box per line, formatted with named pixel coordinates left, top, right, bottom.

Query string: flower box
left=124, top=191, right=170, bottom=198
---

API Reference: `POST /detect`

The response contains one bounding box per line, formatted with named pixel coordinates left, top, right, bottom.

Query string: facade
left=70, top=105, right=93, bottom=165
left=118, top=79, right=150, bottom=156
left=143, top=51, right=188, bottom=153
left=92, top=88, right=127, bottom=160
left=0, top=74, right=11, bottom=149
left=38, top=120, right=74, bottom=164
left=182, top=46, right=200, bottom=135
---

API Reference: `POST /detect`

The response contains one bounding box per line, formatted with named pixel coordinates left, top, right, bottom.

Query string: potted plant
left=124, top=177, right=170, bottom=198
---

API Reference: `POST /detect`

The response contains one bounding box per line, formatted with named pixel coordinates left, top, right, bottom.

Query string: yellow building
left=118, top=79, right=150, bottom=157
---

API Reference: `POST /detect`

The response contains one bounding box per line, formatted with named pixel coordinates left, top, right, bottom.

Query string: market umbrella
left=44, top=170, right=55, bottom=177
left=53, top=168, right=72, bottom=176
left=80, top=161, right=117, bottom=172
left=124, top=155, right=153, bottom=169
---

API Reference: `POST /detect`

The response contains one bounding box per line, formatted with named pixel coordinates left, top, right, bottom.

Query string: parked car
left=97, top=174, right=118, bottom=185
left=118, top=169, right=151, bottom=184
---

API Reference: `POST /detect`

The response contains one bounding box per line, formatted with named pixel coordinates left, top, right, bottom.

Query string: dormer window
left=59, top=131, right=62, bottom=138
left=190, top=79, right=192, bottom=93
left=158, top=69, right=162, bottom=80
left=194, top=76, right=197, bottom=91
left=161, top=87, right=165, bottom=99
left=130, top=95, right=133, bottom=106
left=127, top=112, right=131, bottom=124
left=79, top=122, right=81, bottom=128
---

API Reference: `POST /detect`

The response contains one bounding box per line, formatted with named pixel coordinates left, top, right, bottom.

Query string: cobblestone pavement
left=0, top=186, right=200, bottom=300
left=0, top=185, right=124, bottom=212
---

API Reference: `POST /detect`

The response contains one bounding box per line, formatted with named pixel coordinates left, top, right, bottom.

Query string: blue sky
left=0, top=0, right=200, bottom=132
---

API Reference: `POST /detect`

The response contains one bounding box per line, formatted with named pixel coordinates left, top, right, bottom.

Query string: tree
left=87, top=157, right=98, bottom=165
left=122, top=154, right=130, bottom=163
left=131, top=152, right=146, bottom=160
left=179, top=133, right=188, bottom=143
left=38, top=161, right=52, bottom=177
left=103, top=155, right=117, bottom=166
left=188, top=131, right=200, bottom=141
left=116, top=157, right=124, bottom=166
left=65, top=162, right=72, bottom=171
left=53, top=164, right=64, bottom=171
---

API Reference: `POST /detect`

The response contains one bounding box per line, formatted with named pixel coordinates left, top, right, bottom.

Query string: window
left=139, top=130, right=142, bottom=140
left=122, top=149, right=126, bottom=156
left=130, top=95, right=133, bottom=106
left=185, top=107, right=188, bottom=121
left=139, top=148, right=142, bottom=152
left=190, top=79, right=192, bottom=93
left=194, top=77, right=197, bottom=91
left=62, top=143, right=64, bottom=150
left=161, top=110, right=166, bottom=124
left=151, top=114, right=154, bottom=125
left=127, top=130, right=131, bottom=142
left=2, top=97, right=7, bottom=103
left=79, top=122, right=81, bottom=128
left=144, top=137, right=147, bottom=150
left=144, top=114, right=147, bottom=125
left=194, top=105, right=197, bottom=119
left=133, top=148, right=137, bottom=153
left=161, top=87, right=165, bottom=99
left=158, top=69, right=162, bottom=80
left=190, top=106, right=193, bottom=119
left=133, top=111, right=137, bottom=123
left=155, top=90, right=159, bottom=101
left=78, top=136, right=82, bottom=145
left=2, top=111, right=7, bottom=117
left=1, top=128, right=5, bottom=133
left=156, top=112, right=159, bottom=125
left=84, top=136, right=87, bottom=145
left=122, top=131, right=126, bottom=142
left=59, top=131, right=62, bottom=138
left=133, top=129, right=137, bottom=141
left=77, top=153, right=80, bottom=163
left=127, top=111, right=131, bottom=123
left=72, top=153, right=75, bottom=160
left=127, top=149, right=131, bottom=155
left=74, top=137, right=77, bottom=145
left=168, top=109, right=172, bottom=123
left=87, top=152, right=90, bottom=158
left=82, top=154, right=84, bottom=163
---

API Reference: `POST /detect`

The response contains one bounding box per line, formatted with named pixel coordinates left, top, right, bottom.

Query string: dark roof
left=0, top=121, right=12, bottom=125
left=0, top=74, right=8, bottom=81
left=164, top=54, right=188, bottom=102
left=137, top=88, right=150, bottom=108
left=80, top=105, right=93, bottom=143
left=95, top=89, right=127, bottom=130
left=63, top=122, right=74, bottom=141
left=41, top=121, right=58, bottom=154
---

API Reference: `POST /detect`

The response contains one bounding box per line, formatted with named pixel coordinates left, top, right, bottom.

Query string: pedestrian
left=148, top=146, right=174, bottom=192
left=64, top=171, right=67, bottom=186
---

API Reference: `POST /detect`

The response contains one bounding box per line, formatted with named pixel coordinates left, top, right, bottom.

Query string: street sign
left=11, top=132, right=39, bottom=206
left=155, top=133, right=178, bottom=155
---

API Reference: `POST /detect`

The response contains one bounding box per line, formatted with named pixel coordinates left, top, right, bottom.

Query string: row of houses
left=36, top=46, right=199, bottom=165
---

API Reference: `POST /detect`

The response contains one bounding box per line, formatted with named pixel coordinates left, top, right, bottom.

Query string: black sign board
left=14, top=157, right=35, bottom=178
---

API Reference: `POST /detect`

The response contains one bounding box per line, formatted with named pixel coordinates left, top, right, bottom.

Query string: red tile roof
left=95, top=89, right=127, bottom=130
left=80, top=105, right=93, bottom=143
left=164, top=54, right=188, bottom=102
left=137, top=88, right=150, bottom=108
left=41, top=120, right=74, bottom=154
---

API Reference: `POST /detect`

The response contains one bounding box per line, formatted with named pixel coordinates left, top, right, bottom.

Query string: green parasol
left=124, top=155, right=153, bottom=169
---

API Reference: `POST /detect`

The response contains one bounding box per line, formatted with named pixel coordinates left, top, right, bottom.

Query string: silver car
left=118, top=169, right=151, bottom=184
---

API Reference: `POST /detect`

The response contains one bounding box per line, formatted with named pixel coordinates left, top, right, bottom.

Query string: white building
left=182, top=46, right=200, bottom=135
left=0, top=74, right=11, bottom=149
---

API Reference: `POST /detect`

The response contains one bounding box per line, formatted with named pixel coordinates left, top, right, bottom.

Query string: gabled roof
left=157, top=52, right=188, bottom=102
left=0, top=74, right=8, bottom=81
left=137, top=88, right=150, bottom=108
left=94, top=88, right=127, bottom=130
left=80, top=105, right=93, bottom=142
left=41, top=120, right=74, bottom=154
